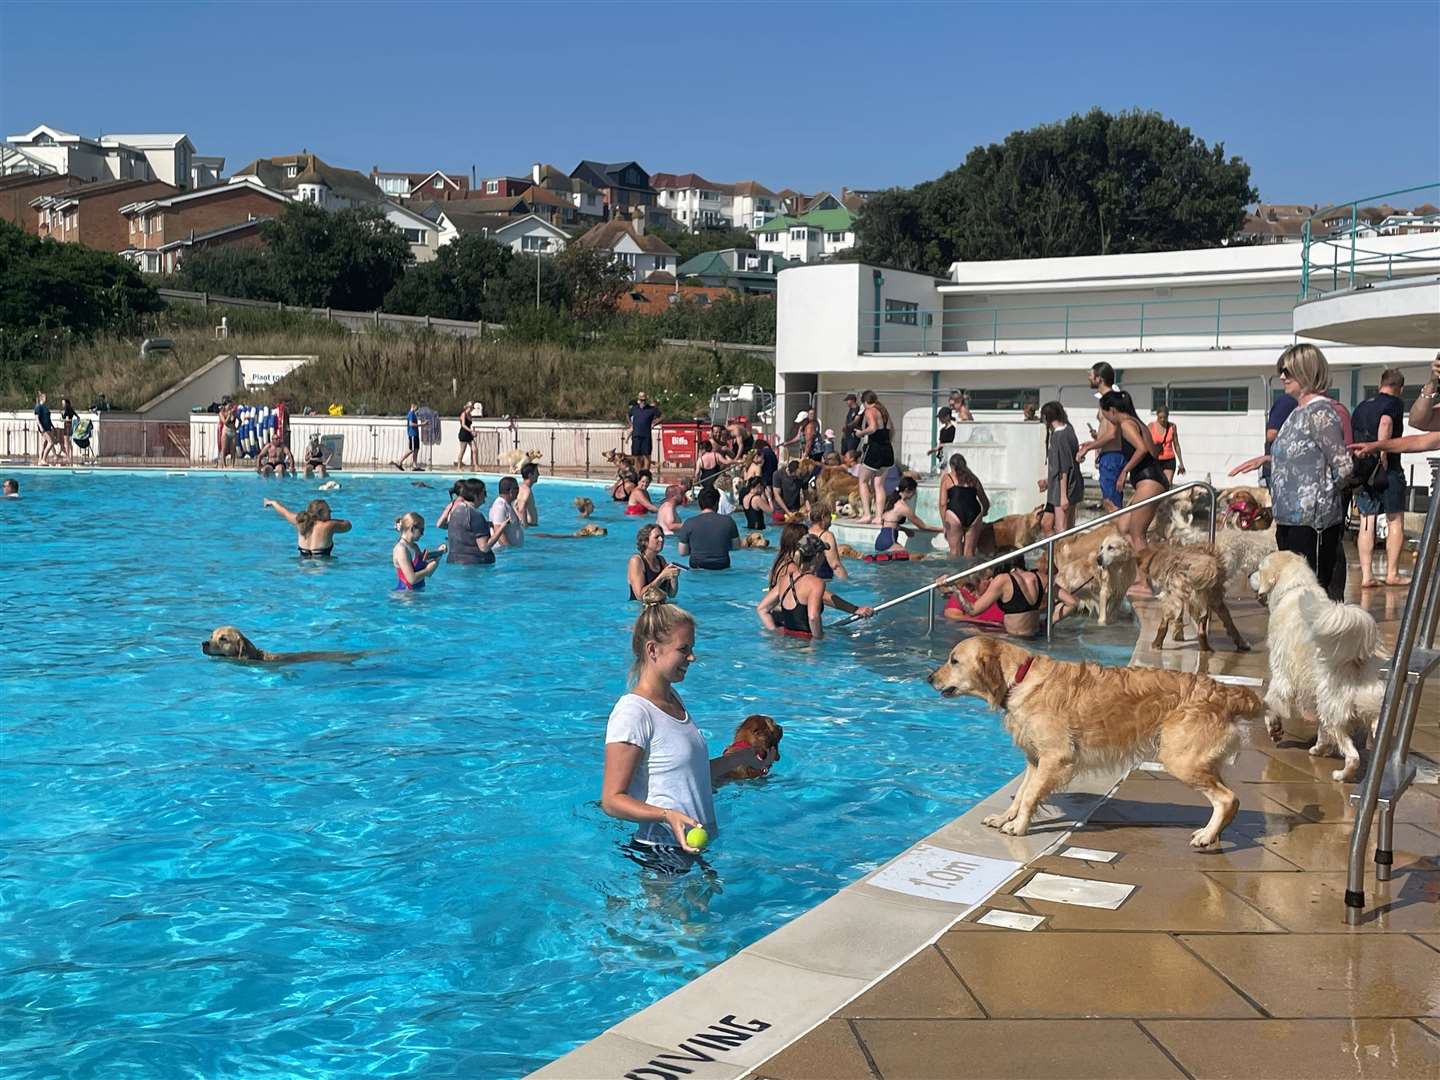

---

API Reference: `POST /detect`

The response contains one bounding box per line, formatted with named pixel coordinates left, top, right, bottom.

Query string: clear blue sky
left=3, top=0, right=1437, bottom=205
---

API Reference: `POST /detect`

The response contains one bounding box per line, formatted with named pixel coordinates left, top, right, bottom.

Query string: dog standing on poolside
left=1252, top=551, right=1384, bottom=782
left=1135, top=544, right=1250, bottom=653
left=1041, top=529, right=1137, bottom=625
left=930, top=636, right=1263, bottom=847
left=500, top=448, right=543, bottom=472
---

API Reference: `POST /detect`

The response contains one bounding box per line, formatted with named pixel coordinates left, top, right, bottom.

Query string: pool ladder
left=1345, top=464, right=1440, bottom=925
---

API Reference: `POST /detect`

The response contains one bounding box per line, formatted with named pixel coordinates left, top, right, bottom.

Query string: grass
left=1, top=301, right=773, bottom=419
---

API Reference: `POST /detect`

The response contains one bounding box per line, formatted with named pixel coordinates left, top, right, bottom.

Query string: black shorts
left=861, top=441, right=894, bottom=470
left=631, top=435, right=652, bottom=457
left=408, top=431, right=420, bottom=451
left=458, top=428, right=473, bottom=444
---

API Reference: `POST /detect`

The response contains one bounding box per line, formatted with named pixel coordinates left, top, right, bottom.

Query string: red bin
left=659, top=422, right=706, bottom=465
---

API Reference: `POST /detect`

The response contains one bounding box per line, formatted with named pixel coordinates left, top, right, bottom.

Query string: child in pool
left=876, top=476, right=928, bottom=553
left=392, top=511, right=444, bottom=590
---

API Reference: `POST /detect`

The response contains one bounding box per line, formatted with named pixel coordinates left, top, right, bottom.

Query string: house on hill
left=570, top=160, right=654, bottom=215
left=752, top=203, right=855, bottom=263
left=231, top=152, right=382, bottom=210
left=677, top=248, right=792, bottom=293
left=573, top=219, right=678, bottom=281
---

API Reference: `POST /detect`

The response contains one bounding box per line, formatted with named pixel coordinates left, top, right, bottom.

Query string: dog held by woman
left=930, top=636, right=1263, bottom=847
left=1252, top=551, right=1385, bottom=782
left=721, top=714, right=784, bottom=780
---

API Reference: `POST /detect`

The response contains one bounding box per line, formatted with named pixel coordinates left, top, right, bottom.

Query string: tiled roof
left=156, top=218, right=269, bottom=251
left=522, top=185, right=572, bottom=208
left=651, top=172, right=735, bottom=194
left=732, top=180, right=776, bottom=198
left=573, top=220, right=677, bottom=256
left=443, top=194, right=531, bottom=214
left=572, top=160, right=651, bottom=190
left=232, top=153, right=381, bottom=205
left=533, top=164, right=599, bottom=196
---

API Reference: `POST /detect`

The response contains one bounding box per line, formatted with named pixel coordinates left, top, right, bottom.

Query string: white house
left=431, top=208, right=570, bottom=256
left=733, top=180, right=781, bottom=230
left=753, top=200, right=856, bottom=263
left=774, top=235, right=1440, bottom=487
left=191, top=155, right=225, bottom=189
left=652, top=173, right=782, bottom=232
left=574, top=220, right=678, bottom=281
left=5, top=124, right=202, bottom=189
left=383, top=201, right=443, bottom=262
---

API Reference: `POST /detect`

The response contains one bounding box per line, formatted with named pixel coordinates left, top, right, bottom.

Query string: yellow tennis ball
left=685, top=826, right=710, bottom=851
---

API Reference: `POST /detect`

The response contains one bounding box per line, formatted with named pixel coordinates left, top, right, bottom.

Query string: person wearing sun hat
left=627, top=391, right=661, bottom=472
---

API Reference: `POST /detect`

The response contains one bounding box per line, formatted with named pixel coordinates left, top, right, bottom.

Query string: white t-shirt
left=488, top=495, right=524, bottom=548
left=605, top=693, right=714, bottom=845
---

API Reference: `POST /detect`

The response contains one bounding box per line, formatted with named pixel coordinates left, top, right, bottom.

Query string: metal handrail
left=833, top=479, right=1218, bottom=634
left=1299, top=181, right=1440, bottom=298
left=1344, top=469, right=1440, bottom=924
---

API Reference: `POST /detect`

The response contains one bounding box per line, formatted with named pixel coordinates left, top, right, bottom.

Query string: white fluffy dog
left=1252, top=551, right=1385, bottom=782
left=1165, top=492, right=1277, bottom=591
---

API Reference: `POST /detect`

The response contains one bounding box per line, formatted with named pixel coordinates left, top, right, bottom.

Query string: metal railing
left=1344, top=467, right=1440, bottom=924
left=859, top=293, right=1298, bottom=355
left=1299, top=182, right=1440, bottom=300
left=834, top=479, right=1218, bottom=639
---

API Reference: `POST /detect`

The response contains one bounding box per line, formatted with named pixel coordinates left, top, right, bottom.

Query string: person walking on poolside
left=1039, top=401, right=1083, bottom=535
left=1099, top=389, right=1168, bottom=556
left=218, top=397, right=238, bottom=469
left=515, top=461, right=541, bottom=526
left=394, top=401, right=422, bottom=471
left=455, top=400, right=478, bottom=469
left=392, top=511, right=443, bottom=590
left=488, top=475, right=525, bottom=550
left=59, top=397, right=77, bottom=466
left=1352, top=368, right=1409, bottom=588
left=34, top=392, right=59, bottom=465
left=674, top=485, right=740, bottom=570
left=1077, top=362, right=1123, bottom=512
left=939, top=453, right=990, bottom=558
left=601, top=595, right=769, bottom=865
left=628, top=524, right=681, bottom=601
left=854, top=390, right=895, bottom=523
left=840, top=393, right=862, bottom=456
left=625, top=391, right=661, bottom=472
left=1149, top=406, right=1185, bottom=484
left=264, top=497, right=352, bottom=558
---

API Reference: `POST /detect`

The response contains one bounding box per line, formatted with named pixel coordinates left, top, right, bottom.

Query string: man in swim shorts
left=1077, top=362, right=1123, bottom=511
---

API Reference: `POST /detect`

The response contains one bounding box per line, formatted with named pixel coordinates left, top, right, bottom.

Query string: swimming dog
left=202, top=626, right=366, bottom=664
left=723, top=714, right=783, bottom=780
left=573, top=497, right=595, bottom=517
left=742, top=532, right=771, bottom=548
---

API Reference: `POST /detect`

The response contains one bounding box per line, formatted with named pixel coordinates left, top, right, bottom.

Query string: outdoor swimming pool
left=1, top=471, right=1134, bottom=1077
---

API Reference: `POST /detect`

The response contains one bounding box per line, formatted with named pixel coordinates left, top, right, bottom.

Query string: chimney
left=532, top=162, right=542, bottom=184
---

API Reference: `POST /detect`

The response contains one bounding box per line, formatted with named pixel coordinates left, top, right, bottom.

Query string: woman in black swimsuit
left=627, top=524, right=681, bottom=601
left=740, top=476, right=773, bottom=531
left=927, top=406, right=957, bottom=464
left=756, top=534, right=872, bottom=639
left=941, top=558, right=1075, bottom=638
left=693, top=441, right=733, bottom=490
left=263, top=497, right=351, bottom=558
left=938, top=453, right=990, bottom=558
left=854, top=390, right=894, bottom=523
left=1099, top=389, right=1169, bottom=554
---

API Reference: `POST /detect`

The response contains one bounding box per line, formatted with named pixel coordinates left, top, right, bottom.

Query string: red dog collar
left=725, top=739, right=773, bottom=774
left=1000, top=657, right=1035, bottom=709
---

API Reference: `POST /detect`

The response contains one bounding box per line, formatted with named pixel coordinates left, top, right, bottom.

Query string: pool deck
left=536, top=562, right=1439, bottom=1080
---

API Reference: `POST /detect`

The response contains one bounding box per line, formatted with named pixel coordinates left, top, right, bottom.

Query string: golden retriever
left=976, top=507, right=1045, bottom=557
left=602, top=448, right=644, bottom=474
left=500, top=448, right=543, bottom=472
left=741, top=532, right=770, bottom=548
left=929, top=636, right=1263, bottom=846
left=573, top=497, right=594, bottom=517
left=722, top=714, right=784, bottom=780
left=201, top=626, right=366, bottom=664
left=1042, top=528, right=1137, bottom=624
left=815, top=465, right=859, bottom=509
left=1135, top=544, right=1250, bottom=653
left=836, top=543, right=861, bottom=559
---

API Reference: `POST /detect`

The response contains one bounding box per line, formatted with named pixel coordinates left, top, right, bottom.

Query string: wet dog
left=723, top=714, right=783, bottom=780
left=1043, top=529, right=1137, bottom=625
left=976, top=507, right=1045, bottom=556
left=742, top=532, right=770, bottom=548
left=1135, top=544, right=1250, bottom=653
left=930, top=636, right=1262, bottom=846
left=202, top=626, right=366, bottom=664
left=573, top=497, right=595, bottom=517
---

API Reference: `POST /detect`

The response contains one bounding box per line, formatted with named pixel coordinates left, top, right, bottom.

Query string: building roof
left=442, top=194, right=532, bottom=215
left=573, top=219, right=677, bottom=256
left=120, top=177, right=289, bottom=215
left=436, top=209, right=518, bottom=236
left=732, top=179, right=776, bottom=198
left=617, top=280, right=737, bottom=312
left=532, top=164, right=600, bottom=197
left=572, top=160, right=651, bottom=191
left=102, top=133, right=195, bottom=151
left=0, top=171, right=80, bottom=194
left=677, top=249, right=791, bottom=279
left=9, top=124, right=89, bottom=145
left=651, top=172, right=734, bottom=194
left=155, top=218, right=269, bottom=252
left=31, top=177, right=175, bottom=209
left=384, top=200, right=439, bottom=230
left=521, top=185, right=573, bottom=209
left=752, top=206, right=854, bottom=234
left=232, top=153, right=381, bottom=204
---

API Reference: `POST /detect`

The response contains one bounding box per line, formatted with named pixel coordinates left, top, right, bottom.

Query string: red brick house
left=154, top=219, right=268, bottom=274
left=118, top=179, right=290, bottom=271
left=476, top=174, right=531, bottom=198
left=370, top=167, right=470, bottom=201
left=0, top=172, right=82, bottom=234
left=30, top=178, right=177, bottom=251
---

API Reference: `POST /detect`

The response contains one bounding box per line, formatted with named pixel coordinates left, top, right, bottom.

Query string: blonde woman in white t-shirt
left=602, top=594, right=767, bottom=856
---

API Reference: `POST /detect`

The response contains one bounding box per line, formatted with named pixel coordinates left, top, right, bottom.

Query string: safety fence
left=1300, top=182, right=1440, bottom=300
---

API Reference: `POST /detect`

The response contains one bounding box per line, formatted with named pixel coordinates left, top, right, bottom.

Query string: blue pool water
left=1, top=471, right=1133, bottom=1077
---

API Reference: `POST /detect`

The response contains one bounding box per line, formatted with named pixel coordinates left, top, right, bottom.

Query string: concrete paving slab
left=1141, top=1018, right=1440, bottom=1080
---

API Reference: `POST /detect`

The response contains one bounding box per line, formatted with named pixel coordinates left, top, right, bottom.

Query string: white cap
left=794, top=409, right=808, bottom=422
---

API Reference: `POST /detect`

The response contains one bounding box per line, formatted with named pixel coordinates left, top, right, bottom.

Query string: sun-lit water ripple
left=0, top=471, right=1131, bottom=1077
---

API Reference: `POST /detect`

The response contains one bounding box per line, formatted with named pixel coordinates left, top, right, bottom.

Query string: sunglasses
left=1278, top=367, right=1294, bottom=379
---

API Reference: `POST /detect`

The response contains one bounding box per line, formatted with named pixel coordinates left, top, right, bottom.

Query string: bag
left=1349, top=451, right=1388, bottom=493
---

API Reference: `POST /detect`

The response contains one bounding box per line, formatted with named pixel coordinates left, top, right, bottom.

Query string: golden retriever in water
left=929, top=636, right=1263, bottom=847
left=573, top=497, right=594, bottom=517
left=1135, top=544, right=1250, bottom=653
left=202, top=626, right=366, bottom=664
left=1041, top=528, right=1137, bottom=625
left=741, top=532, right=770, bottom=548
left=722, top=714, right=784, bottom=780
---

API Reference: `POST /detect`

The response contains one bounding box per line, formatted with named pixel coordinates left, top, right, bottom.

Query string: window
left=286, top=165, right=299, bottom=178
left=433, top=177, right=444, bottom=189
left=616, top=252, right=637, bottom=267
left=967, top=388, right=1040, bottom=411
left=826, top=231, right=847, bottom=243
left=790, top=228, right=808, bottom=241
left=521, top=235, right=550, bottom=252
left=884, top=299, right=919, bottom=326
left=486, top=180, right=499, bottom=193
left=402, top=228, right=425, bottom=244
left=1363, top=384, right=1424, bottom=408
left=1153, top=386, right=1251, bottom=412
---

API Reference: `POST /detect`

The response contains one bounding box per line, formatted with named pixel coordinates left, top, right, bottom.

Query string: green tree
left=556, top=244, right=631, bottom=320
left=855, top=109, right=1257, bottom=272
left=849, top=186, right=930, bottom=270
left=262, top=202, right=410, bottom=310
left=0, top=221, right=162, bottom=364
left=173, top=246, right=279, bottom=301
left=650, top=226, right=755, bottom=264
left=384, top=236, right=571, bottom=321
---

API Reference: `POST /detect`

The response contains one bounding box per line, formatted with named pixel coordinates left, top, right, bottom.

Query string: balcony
left=858, top=293, right=1299, bottom=356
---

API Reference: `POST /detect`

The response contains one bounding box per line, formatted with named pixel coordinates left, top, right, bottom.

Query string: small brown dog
left=742, top=532, right=770, bottom=548
left=723, top=714, right=784, bottom=780
left=202, top=626, right=366, bottom=664
left=602, top=448, right=644, bottom=474
left=1135, top=544, right=1249, bottom=653
left=930, top=636, right=1262, bottom=847
left=576, top=524, right=607, bottom=537
left=836, top=543, right=861, bottom=559
left=574, top=497, right=595, bottom=517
